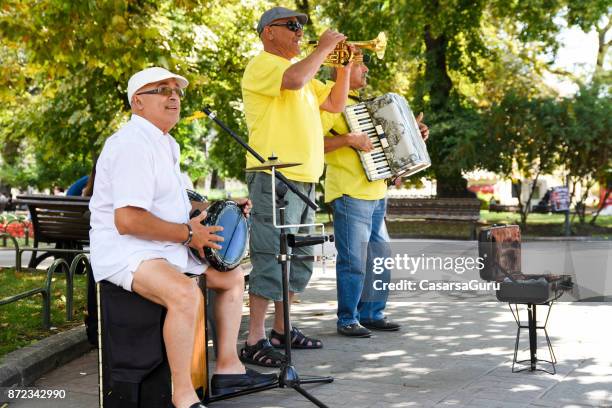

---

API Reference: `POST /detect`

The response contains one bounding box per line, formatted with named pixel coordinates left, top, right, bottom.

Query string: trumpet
left=308, top=32, right=387, bottom=67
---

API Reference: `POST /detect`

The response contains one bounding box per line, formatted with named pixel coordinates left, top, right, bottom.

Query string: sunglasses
left=136, top=86, right=185, bottom=98
left=353, top=53, right=372, bottom=64
left=268, top=20, right=303, bottom=32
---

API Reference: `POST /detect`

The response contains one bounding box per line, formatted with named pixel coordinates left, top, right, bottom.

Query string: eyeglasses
left=136, top=86, right=185, bottom=98
left=268, top=20, right=303, bottom=32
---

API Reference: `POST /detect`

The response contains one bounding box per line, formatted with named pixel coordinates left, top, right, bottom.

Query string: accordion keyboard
left=344, top=103, right=393, bottom=180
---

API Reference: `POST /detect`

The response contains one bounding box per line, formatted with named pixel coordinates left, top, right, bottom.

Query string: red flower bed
left=0, top=220, right=34, bottom=238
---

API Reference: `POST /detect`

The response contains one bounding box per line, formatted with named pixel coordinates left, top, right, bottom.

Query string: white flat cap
left=127, top=67, right=189, bottom=106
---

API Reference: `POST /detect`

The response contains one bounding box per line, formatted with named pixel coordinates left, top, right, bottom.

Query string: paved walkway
left=3, top=243, right=612, bottom=407
left=0, top=248, right=53, bottom=270
left=8, top=279, right=612, bottom=407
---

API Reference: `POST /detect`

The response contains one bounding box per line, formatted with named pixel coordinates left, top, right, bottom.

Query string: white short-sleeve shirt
left=89, top=114, right=203, bottom=282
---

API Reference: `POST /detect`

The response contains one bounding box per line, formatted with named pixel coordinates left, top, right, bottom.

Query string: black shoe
left=361, top=317, right=401, bottom=331
left=210, top=368, right=277, bottom=396
left=188, top=404, right=206, bottom=408
left=337, top=323, right=371, bottom=338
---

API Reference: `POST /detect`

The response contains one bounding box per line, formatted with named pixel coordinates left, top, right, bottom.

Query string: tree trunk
left=423, top=22, right=469, bottom=197
left=520, top=171, right=541, bottom=230
left=590, top=186, right=611, bottom=225
left=423, top=26, right=452, bottom=112
left=436, top=173, right=476, bottom=198
left=209, top=169, right=225, bottom=190
left=596, top=19, right=611, bottom=71
left=569, top=176, right=578, bottom=223
left=576, top=178, right=595, bottom=224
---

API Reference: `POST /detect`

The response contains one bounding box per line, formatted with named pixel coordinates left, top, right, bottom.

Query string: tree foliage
left=0, top=0, right=272, bottom=189
left=485, top=93, right=568, bottom=225
left=316, top=0, right=611, bottom=195
left=0, top=0, right=609, bottom=206
left=484, top=80, right=611, bottom=225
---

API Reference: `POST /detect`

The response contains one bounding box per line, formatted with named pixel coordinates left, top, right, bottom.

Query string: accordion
left=343, top=93, right=431, bottom=182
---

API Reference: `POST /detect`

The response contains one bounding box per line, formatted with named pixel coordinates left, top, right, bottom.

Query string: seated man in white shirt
left=89, top=67, right=276, bottom=408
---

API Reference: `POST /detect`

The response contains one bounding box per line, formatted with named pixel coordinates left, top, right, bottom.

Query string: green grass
left=480, top=211, right=611, bottom=237
left=0, top=267, right=88, bottom=359
left=316, top=210, right=611, bottom=239
left=198, top=187, right=249, bottom=201
left=481, top=210, right=612, bottom=228
left=386, top=220, right=477, bottom=239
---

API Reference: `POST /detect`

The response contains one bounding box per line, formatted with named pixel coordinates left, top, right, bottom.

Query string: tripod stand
left=274, top=179, right=334, bottom=407
left=200, top=108, right=334, bottom=407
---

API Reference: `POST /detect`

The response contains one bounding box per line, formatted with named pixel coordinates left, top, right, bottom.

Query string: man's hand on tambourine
left=235, top=198, right=252, bottom=218
left=188, top=211, right=224, bottom=257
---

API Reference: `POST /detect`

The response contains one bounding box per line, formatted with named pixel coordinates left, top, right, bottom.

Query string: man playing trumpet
left=240, top=6, right=353, bottom=366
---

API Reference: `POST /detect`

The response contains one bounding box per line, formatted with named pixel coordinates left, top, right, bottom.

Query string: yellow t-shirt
left=242, top=51, right=333, bottom=183
left=321, top=93, right=387, bottom=203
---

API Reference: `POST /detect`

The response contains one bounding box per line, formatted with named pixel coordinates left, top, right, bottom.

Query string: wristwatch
left=182, top=223, right=193, bottom=246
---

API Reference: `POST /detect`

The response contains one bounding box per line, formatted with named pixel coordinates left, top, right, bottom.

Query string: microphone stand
left=202, top=106, right=317, bottom=211
left=201, top=108, right=334, bottom=407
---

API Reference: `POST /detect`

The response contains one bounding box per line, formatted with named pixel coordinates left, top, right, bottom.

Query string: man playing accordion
left=320, top=52, right=429, bottom=337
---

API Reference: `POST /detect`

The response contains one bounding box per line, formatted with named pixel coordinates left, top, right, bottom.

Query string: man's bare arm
left=281, top=29, right=346, bottom=90
left=320, top=65, right=351, bottom=113
left=115, top=206, right=189, bottom=242
left=324, top=131, right=372, bottom=153
left=115, top=206, right=224, bottom=257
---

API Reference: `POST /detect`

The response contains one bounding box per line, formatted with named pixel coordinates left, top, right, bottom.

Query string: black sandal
left=239, top=338, right=286, bottom=368
left=270, top=326, right=323, bottom=349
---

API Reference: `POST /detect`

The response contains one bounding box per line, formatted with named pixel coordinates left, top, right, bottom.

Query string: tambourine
left=186, top=189, right=207, bottom=203
left=186, top=190, right=249, bottom=272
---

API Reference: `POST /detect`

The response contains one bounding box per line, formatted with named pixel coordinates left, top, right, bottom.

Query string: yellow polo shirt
left=321, top=93, right=387, bottom=203
left=242, top=51, right=333, bottom=183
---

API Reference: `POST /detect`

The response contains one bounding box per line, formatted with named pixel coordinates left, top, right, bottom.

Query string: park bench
left=0, top=195, right=91, bottom=328
left=15, top=194, right=91, bottom=270
left=386, top=197, right=482, bottom=239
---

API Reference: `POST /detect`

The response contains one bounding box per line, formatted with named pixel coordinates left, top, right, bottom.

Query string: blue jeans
left=332, top=195, right=391, bottom=327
